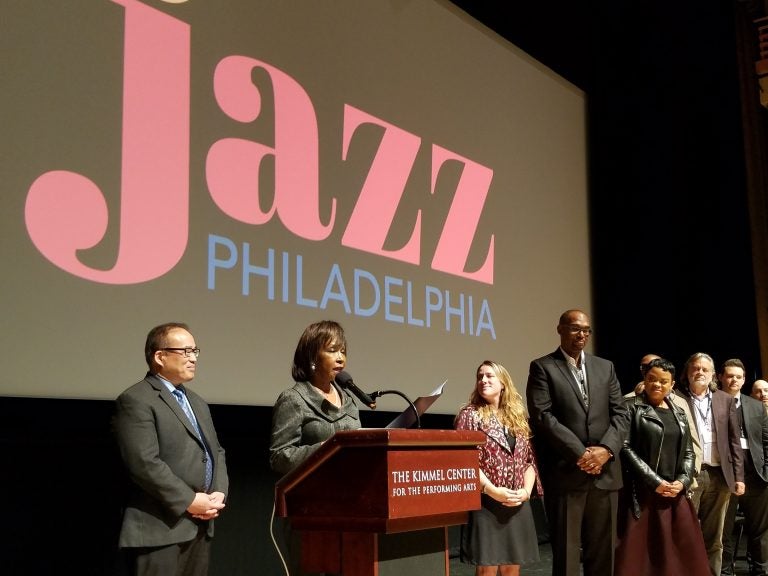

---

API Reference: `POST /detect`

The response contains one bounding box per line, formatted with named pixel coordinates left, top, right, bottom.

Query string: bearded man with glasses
left=114, top=322, right=229, bottom=576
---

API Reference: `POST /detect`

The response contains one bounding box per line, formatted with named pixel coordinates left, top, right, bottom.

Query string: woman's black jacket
left=620, top=394, right=696, bottom=518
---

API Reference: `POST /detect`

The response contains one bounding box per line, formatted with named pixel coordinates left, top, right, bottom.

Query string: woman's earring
left=311, top=363, right=316, bottom=371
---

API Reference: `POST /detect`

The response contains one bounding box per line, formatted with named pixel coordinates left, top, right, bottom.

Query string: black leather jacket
left=621, top=394, right=696, bottom=518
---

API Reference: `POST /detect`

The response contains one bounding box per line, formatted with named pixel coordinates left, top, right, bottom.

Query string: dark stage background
left=3, top=1, right=763, bottom=574
left=453, top=0, right=761, bottom=379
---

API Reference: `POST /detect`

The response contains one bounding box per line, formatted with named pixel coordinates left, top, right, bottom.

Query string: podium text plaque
left=275, top=429, right=484, bottom=575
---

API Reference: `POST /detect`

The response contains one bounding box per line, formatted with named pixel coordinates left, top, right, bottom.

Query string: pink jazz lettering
left=341, top=105, right=422, bottom=264
left=430, top=145, right=494, bottom=284
left=206, top=55, right=334, bottom=241
left=24, top=0, right=190, bottom=284
left=25, top=0, right=495, bottom=286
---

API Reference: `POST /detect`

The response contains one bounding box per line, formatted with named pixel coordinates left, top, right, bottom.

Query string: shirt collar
left=156, top=374, right=179, bottom=394
left=560, top=347, right=584, bottom=369
left=691, top=387, right=711, bottom=401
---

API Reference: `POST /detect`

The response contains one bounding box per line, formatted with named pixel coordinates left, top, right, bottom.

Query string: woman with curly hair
left=455, top=360, right=542, bottom=576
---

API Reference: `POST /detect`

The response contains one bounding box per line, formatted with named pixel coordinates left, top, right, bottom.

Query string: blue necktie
left=173, top=387, right=213, bottom=491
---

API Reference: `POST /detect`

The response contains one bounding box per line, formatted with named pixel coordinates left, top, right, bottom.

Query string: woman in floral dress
left=455, top=360, right=542, bottom=576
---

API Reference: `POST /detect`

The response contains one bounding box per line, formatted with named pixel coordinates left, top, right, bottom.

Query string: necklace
left=315, top=382, right=340, bottom=406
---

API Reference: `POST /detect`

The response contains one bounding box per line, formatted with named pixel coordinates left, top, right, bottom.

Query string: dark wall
left=2, top=397, right=288, bottom=575
left=1, top=397, right=460, bottom=576
left=4, top=398, right=127, bottom=575
left=588, top=0, right=760, bottom=386
left=454, top=0, right=761, bottom=386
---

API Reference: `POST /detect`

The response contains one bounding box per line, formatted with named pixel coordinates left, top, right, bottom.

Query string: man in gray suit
left=114, top=322, right=228, bottom=576
left=719, top=359, right=768, bottom=576
left=674, top=352, right=744, bottom=576
left=527, top=309, right=628, bottom=576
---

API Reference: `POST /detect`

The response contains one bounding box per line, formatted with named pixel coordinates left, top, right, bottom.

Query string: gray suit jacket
left=114, top=373, right=228, bottom=548
left=527, top=349, right=628, bottom=491
left=677, top=388, right=744, bottom=489
left=740, top=393, right=768, bottom=483
left=269, top=380, right=360, bottom=475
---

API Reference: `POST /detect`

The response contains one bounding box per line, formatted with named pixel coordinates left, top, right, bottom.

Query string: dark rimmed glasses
left=162, top=347, right=201, bottom=358
left=565, top=326, right=592, bottom=336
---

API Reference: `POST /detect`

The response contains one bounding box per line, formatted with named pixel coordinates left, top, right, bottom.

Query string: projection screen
left=1, top=0, right=591, bottom=413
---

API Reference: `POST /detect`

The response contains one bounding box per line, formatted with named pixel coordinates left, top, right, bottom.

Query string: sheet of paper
left=385, top=380, right=447, bottom=428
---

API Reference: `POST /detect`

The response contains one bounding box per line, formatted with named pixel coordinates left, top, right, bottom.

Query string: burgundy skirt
left=615, top=488, right=709, bottom=576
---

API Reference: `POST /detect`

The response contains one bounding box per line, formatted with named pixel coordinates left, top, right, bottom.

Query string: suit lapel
left=295, top=380, right=354, bottom=423
left=712, top=391, right=727, bottom=432
left=484, top=418, right=512, bottom=453
left=555, top=350, right=588, bottom=411
left=148, top=375, right=206, bottom=445
left=186, top=389, right=214, bottom=446
left=741, top=395, right=758, bottom=453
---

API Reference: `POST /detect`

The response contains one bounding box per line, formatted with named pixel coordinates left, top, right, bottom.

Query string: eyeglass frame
left=161, top=347, right=201, bottom=358
left=564, top=325, right=592, bottom=336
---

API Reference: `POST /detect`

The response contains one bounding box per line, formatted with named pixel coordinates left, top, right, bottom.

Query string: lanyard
left=693, top=393, right=712, bottom=428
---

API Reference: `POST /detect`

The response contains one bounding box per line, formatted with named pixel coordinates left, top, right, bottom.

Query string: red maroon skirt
left=615, top=488, right=709, bottom=576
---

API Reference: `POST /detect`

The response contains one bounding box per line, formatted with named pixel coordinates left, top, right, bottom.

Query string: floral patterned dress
left=455, top=404, right=542, bottom=566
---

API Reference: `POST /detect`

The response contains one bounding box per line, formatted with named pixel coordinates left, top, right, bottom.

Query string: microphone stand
left=370, top=390, right=421, bottom=429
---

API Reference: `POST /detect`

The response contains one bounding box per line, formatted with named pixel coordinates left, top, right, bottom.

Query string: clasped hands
left=577, top=446, right=611, bottom=475
left=655, top=480, right=684, bottom=498
left=486, top=485, right=529, bottom=507
left=187, top=491, right=226, bottom=520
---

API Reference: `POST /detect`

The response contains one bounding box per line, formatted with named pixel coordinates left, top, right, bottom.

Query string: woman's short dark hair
left=292, top=320, right=346, bottom=381
left=645, top=357, right=675, bottom=379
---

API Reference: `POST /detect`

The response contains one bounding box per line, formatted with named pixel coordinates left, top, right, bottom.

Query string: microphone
left=335, top=370, right=377, bottom=409
left=370, top=389, right=421, bottom=429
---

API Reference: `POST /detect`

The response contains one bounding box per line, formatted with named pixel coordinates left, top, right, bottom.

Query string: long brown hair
left=464, top=360, right=531, bottom=437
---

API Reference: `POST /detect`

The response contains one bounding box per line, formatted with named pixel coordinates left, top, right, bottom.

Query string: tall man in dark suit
left=674, top=352, right=744, bottom=576
left=527, top=309, right=628, bottom=576
left=114, top=322, right=228, bottom=576
left=718, top=359, right=768, bottom=576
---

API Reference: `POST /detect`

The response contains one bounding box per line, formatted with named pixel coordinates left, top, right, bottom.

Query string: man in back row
left=719, top=359, right=768, bottom=576
left=753, top=379, right=768, bottom=411
left=674, top=352, right=744, bottom=576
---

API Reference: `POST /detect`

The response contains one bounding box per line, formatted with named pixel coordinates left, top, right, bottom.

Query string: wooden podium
left=275, top=428, right=484, bottom=576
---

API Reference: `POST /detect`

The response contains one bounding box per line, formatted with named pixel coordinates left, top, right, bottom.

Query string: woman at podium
left=269, top=320, right=362, bottom=575
left=455, top=360, right=542, bottom=576
left=269, top=320, right=361, bottom=475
